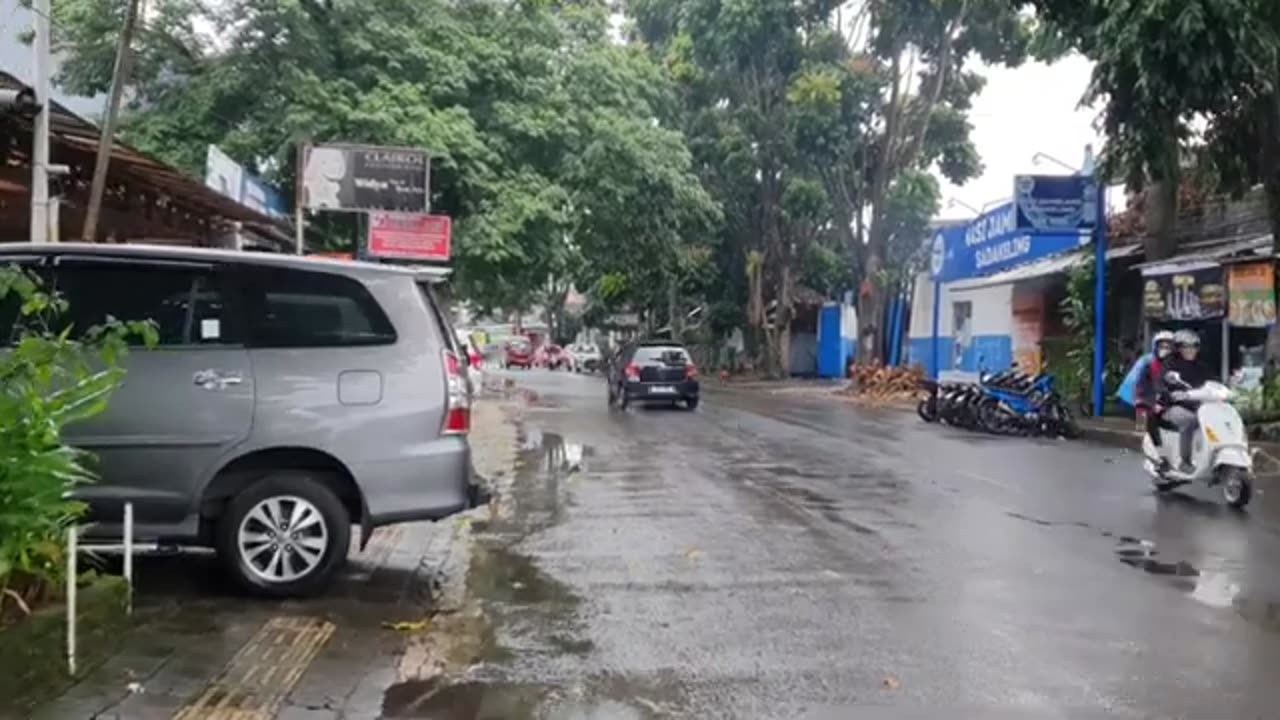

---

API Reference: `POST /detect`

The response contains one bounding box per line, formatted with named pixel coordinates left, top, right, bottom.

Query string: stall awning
left=1137, top=233, right=1272, bottom=276
left=948, top=243, right=1143, bottom=291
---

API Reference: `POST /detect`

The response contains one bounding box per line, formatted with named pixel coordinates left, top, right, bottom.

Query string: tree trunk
left=1259, top=88, right=1280, bottom=363
left=1143, top=132, right=1180, bottom=263
left=666, top=276, right=681, bottom=340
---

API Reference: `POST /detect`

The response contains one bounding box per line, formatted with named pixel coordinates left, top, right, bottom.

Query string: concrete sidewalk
left=29, top=391, right=522, bottom=720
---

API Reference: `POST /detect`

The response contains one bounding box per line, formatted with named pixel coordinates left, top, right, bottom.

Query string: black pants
left=1144, top=407, right=1162, bottom=447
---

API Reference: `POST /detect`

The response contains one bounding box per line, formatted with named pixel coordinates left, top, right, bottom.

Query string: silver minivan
left=2, top=244, right=479, bottom=596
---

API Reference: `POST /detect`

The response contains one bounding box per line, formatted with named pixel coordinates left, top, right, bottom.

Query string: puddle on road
left=1110, top=539, right=1280, bottom=632
left=381, top=676, right=671, bottom=719
left=381, top=678, right=549, bottom=719
left=1001, top=509, right=1280, bottom=634
left=468, top=543, right=577, bottom=608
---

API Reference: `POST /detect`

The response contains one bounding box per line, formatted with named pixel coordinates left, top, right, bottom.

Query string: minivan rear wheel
left=216, top=472, right=350, bottom=597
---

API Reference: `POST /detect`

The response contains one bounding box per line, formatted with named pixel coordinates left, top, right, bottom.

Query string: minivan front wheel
left=217, top=472, right=350, bottom=597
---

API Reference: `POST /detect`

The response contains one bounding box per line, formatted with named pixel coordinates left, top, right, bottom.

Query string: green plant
left=1056, top=255, right=1126, bottom=411
left=0, top=267, right=154, bottom=623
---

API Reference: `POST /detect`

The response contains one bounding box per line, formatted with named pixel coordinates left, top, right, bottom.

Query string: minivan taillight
left=625, top=363, right=640, bottom=381
left=443, top=349, right=471, bottom=435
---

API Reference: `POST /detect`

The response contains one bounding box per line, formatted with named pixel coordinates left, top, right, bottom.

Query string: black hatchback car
left=607, top=340, right=700, bottom=410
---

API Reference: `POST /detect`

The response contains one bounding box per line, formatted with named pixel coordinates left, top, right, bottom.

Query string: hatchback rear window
left=634, top=346, right=689, bottom=364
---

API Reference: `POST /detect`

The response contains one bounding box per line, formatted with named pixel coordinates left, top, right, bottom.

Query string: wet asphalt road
left=467, top=368, right=1280, bottom=719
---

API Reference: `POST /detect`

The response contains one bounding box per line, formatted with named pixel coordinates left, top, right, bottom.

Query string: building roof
left=1, top=70, right=291, bottom=243
left=1135, top=232, right=1273, bottom=274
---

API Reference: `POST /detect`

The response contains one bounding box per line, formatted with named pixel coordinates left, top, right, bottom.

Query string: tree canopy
left=48, top=0, right=717, bottom=322
left=46, top=0, right=1041, bottom=371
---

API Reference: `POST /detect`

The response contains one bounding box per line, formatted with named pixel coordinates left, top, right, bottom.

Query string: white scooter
left=1142, top=374, right=1254, bottom=508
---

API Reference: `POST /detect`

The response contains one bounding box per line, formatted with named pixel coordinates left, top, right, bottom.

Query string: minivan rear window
left=416, top=281, right=458, bottom=352
left=243, top=268, right=396, bottom=348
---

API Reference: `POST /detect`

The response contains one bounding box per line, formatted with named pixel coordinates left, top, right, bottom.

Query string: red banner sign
left=367, top=212, right=451, bottom=261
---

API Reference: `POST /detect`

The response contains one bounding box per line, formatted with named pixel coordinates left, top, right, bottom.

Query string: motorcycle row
left=916, top=369, right=1081, bottom=439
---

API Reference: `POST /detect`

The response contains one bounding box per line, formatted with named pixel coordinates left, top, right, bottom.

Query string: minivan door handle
left=193, top=369, right=244, bottom=390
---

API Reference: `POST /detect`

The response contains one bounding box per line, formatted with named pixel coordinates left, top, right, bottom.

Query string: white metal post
left=30, top=0, right=51, bottom=244
left=47, top=195, right=60, bottom=242
left=295, top=143, right=307, bottom=255
left=123, top=502, right=134, bottom=616
left=66, top=527, right=77, bottom=676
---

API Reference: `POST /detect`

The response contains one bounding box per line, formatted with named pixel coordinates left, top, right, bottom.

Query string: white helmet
left=1152, top=330, right=1175, bottom=348
left=1174, top=329, right=1200, bottom=348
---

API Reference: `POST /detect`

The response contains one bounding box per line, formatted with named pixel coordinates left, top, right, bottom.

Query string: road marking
left=171, top=616, right=335, bottom=720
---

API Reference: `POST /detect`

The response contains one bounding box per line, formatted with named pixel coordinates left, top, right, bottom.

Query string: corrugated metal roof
left=1136, top=233, right=1272, bottom=274
left=1, top=70, right=291, bottom=243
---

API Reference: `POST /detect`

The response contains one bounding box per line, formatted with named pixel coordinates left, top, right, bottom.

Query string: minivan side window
left=54, top=260, right=239, bottom=346
left=241, top=267, right=396, bottom=348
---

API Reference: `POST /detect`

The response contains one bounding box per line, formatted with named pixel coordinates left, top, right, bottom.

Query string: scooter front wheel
left=1220, top=467, right=1252, bottom=509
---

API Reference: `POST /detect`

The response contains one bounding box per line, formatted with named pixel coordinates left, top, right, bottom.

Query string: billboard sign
left=1228, top=262, right=1277, bottom=327
left=240, top=173, right=288, bottom=219
left=1013, top=174, right=1097, bottom=232
left=204, top=145, right=288, bottom=219
left=367, top=212, right=451, bottom=261
left=930, top=202, right=1089, bottom=281
left=1142, top=262, right=1226, bottom=321
left=205, top=145, right=243, bottom=201
left=301, top=144, right=429, bottom=212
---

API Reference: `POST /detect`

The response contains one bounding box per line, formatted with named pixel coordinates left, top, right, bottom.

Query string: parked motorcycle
left=1142, top=375, right=1254, bottom=508
left=917, top=370, right=1079, bottom=440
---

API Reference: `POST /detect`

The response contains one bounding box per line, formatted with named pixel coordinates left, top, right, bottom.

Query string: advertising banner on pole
left=1227, top=262, right=1277, bottom=327
left=301, top=144, right=430, bottom=212
left=1013, top=174, right=1098, bottom=232
left=367, top=212, right=451, bottom=261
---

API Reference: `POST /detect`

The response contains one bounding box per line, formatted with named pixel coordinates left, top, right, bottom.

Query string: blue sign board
left=241, top=173, right=288, bottom=220
left=1013, top=174, right=1097, bottom=232
left=929, top=201, right=1090, bottom=281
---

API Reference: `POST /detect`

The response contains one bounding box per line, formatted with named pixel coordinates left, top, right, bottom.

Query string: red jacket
left=1135, top=356, right=1162, bottom=409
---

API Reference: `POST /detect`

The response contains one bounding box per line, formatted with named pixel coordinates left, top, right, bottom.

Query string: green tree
left=1029, top=0, right=1280, bottom=347
left=46, top=0, right=715, bottom=322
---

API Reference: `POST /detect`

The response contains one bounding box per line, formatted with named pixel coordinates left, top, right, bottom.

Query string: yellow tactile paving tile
left=171, top=616, right=335, bottom=720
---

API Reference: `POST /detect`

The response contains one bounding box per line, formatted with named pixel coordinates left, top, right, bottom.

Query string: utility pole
left=82, top=0, right=142, bottom=243
left=30, top=0, right=51, bottom=243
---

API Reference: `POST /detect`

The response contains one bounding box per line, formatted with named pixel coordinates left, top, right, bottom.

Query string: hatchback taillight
left=625, top=363, right=640, bottom=381
left=443, top=349, right=471, bottom=435
left=686, top=363, right=698, bottom=379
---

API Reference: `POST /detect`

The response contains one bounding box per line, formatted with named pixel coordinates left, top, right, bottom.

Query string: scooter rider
left=1136, top=330, right=1176, bottom=470
left=1159, top=330, right=1214, bottom=474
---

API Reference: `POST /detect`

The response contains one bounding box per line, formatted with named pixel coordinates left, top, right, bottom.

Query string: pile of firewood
left=837, top=362, right=925, bottom=402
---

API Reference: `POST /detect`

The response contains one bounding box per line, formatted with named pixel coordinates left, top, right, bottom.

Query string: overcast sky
left=935, top=53, right=1122, bottom=219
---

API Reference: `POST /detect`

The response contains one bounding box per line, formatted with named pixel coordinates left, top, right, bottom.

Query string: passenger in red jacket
left=1136, top=331, right=1175, bottom=471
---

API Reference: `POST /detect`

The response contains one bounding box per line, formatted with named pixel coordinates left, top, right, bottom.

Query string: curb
left=1080, top=423, right=1144, bottom=450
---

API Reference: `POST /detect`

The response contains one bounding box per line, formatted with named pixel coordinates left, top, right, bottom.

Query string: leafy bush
left=0, top=267, right=154, bottom=623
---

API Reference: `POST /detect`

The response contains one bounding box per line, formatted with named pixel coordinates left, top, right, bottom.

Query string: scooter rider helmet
left=1174, top=329, right=1200, bottom=348
left=1152, top=330, right=1175, bottom=357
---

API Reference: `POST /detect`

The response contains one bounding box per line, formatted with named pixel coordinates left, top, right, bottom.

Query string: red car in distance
left=503, top=337, right=533, bottom=369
